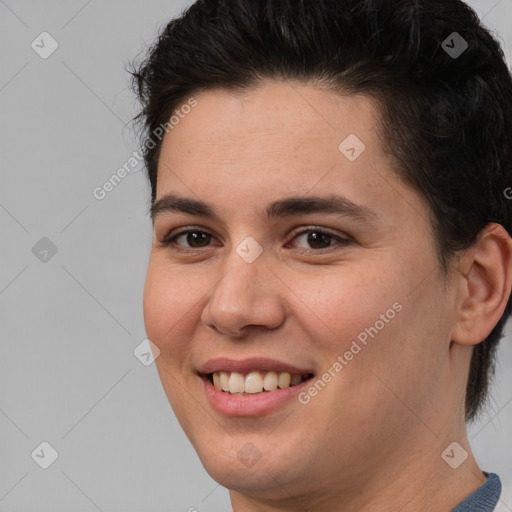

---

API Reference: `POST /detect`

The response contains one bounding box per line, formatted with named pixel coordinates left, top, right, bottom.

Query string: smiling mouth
left=205, top=370, right=315, bottom=395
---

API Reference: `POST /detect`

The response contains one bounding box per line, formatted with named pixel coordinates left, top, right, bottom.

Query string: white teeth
left=277, top=372, right=291, bottom=389
left=210, top=370, right=310, bottom=394
left=219, top=371, right=230, bottom=391
left=263, top=371, right=278, bottom=391
left=244, top=371, right=264, bottom=393
left=228, top=372, right=245, bottom=393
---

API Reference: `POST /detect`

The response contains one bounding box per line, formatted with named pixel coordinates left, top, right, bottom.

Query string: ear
left=451, top=223, right=512, bottom=346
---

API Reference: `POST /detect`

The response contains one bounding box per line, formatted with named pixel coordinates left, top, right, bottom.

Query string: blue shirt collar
left=450, top=472, right=502, bottom=511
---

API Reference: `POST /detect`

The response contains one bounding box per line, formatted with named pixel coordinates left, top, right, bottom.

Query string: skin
left=143, top=80, right=512, bottom=511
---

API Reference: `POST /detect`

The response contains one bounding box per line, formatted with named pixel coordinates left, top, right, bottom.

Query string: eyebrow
left=150, top=193, right=379, bottom=225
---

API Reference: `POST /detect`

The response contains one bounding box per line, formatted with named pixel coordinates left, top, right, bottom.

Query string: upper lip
left=199, top=357, right=315, bottom=375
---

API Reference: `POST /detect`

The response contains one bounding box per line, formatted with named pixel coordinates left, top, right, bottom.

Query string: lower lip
left=201, top=374, right=313, bottom=417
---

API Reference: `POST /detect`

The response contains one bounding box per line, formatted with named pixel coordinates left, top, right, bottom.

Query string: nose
left=200, top=250, right=287, bottom=338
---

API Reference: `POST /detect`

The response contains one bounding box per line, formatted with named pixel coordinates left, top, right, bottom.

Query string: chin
left=193, top=435, right=305, bottom=495
left=203, top=458, right=295, bottom=496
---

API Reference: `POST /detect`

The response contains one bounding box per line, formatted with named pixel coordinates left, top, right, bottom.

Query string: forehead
left=155, top=81, right=428, bottom=229
left=158, top=82, right=375, bottom=185
left=161, top=81, right=379, bottom=159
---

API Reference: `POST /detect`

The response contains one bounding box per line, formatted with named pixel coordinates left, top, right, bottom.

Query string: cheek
left=285, top=263, right=405, bottom=353
left=335, top=282, right=449, bottom=427
left=142, top=260, right=205, bottom=356
left=291, top=260, right=442, bottom=406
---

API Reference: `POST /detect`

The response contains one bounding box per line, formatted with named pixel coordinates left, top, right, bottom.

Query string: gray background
left=0, top=1, right=511, bottom=511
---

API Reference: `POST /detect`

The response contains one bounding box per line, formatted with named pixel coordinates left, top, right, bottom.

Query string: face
left=143, top=81, right=463, bottom=501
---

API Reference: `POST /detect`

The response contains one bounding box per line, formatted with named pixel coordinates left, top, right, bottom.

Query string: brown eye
left=289, top=228, right=350, bottom=251
left=182, top=231, right=211, bottom=248
left=161, top=229, right=213, bottom=249
left=304, top=231, right=333, bottom=249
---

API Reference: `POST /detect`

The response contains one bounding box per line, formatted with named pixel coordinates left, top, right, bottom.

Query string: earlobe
left=451, top=223, right=512, bottom=346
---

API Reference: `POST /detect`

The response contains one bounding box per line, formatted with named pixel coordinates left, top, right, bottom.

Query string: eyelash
left=159, top=226, right=351, bottom=253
